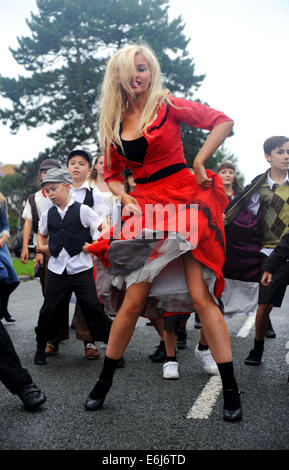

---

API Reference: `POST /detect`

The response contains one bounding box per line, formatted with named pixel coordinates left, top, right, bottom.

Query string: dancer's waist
left=134, top=163, right=187, bottom=184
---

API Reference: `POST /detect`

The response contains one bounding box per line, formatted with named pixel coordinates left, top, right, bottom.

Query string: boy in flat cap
left=20, top=158, right=69, bottom=348
left=33, top=168, right=112, bottom=366
left=45, top=149, right=114, bottom=360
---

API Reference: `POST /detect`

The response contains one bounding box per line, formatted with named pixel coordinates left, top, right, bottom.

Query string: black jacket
left=263, top=230, right=289, bottom=273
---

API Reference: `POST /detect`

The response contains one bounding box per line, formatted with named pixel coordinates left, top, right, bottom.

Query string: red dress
left=88, top=96, right=231, bottom=318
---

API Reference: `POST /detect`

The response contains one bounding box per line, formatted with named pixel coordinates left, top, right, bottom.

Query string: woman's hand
left=193, top=161, right=212, bottom=189
left=261, top=271, right=272, bottom=286
left=121, top=193, right=142, bottom=216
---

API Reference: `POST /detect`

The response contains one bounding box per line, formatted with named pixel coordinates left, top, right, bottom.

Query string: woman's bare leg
left=182, top=252, right=232, bottom=363
left=106, top=281, right=152, bottom=359
left=182, top=253, right=241, bottom=421
left=85, top=281, right=152, bottom=411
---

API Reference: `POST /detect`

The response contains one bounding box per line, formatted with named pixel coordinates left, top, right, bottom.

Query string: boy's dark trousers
left=0, top=320, right=33, bottom=394
left=35, top=268, right=112, bottom=345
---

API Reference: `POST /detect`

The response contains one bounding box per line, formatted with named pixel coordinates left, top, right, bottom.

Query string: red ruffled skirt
left=89, top=168, right=228, bottom=318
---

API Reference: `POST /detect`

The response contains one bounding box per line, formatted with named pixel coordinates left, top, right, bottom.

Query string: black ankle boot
left=84, top=379, right=112, bottom=411
left=223, top=389, right=242, bottom=422
left=34, top=344, right=47, bottom=365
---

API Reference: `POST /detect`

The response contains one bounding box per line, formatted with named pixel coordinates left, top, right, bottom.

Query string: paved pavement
left=0, top=279, right=289, bottom=452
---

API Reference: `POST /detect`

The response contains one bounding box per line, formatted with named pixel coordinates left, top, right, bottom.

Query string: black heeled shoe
left=84, top=379, right=112, bottom=411
left=223, top=389, right=242, bottom=422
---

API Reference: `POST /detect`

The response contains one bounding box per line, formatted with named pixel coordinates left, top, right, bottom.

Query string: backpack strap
left=28, top=193, right=39, bottom=234
left=83, top=187, right=94, bottom=208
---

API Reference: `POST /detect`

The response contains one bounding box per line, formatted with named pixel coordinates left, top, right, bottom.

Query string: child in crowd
left=45, top=150, right=113, bottom=360
left=33, top=168, right=112, bottom=365
left=21, top=158, right=61, bottom=271
left=225, top=136, right=289, bottom=365
left=21, top=158, right=70, bottom=350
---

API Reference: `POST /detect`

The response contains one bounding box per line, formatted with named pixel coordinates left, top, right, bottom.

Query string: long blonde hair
left=87, top=153, right=103, bottom=185
left=99, top=44, right=170, bottom=165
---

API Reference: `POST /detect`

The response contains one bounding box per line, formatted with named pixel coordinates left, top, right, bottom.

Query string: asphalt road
left=0, top=279, right=289, bottom=454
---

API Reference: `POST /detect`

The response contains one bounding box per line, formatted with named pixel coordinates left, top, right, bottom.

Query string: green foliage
left=7, top=211, right=18, bottom=231
left=0, top=0, right=242, bottom=183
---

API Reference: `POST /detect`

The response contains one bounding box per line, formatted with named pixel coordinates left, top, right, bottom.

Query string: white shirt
left=247, top=172, right=289, bottom=255
left=22, top=189, right=48, bottom=244
left=39, top=198, right=103, bottom=275
left=89, top=181, right=120, bottom=225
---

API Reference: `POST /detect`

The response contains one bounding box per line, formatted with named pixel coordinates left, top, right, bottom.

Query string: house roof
left=0, top=164, right=18, bottom=177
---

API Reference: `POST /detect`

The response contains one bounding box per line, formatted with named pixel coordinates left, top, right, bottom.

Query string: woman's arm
left=193, top=121, right=234, bottom=188
left=108, top=181, right=142, bottom=215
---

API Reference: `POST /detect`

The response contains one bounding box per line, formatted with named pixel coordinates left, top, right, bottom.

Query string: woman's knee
left=121, top=298, right=143, bottom=317
left=191, top=296, right=212, bottom=313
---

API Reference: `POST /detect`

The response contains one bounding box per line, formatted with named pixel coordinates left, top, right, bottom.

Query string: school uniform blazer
left=104, top=95, right=233, bottom=184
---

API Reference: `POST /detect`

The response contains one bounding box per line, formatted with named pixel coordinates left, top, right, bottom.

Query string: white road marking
left=285, top=341, right=289, bottom=365
left=187, top=375, right=222, bottom=419
left=237, top=314, right=255, bottom=338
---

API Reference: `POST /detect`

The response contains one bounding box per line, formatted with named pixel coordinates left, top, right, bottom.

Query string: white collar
left=267, top=172, right=289, bottom=189
left=71, top=180, right=90, bottom=191
left=55, top=197, right=74, bottom=214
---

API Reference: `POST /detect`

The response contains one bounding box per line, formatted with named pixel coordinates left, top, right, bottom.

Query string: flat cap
left=41, top=168, right=73, bottom=186
left=39, top=159, right=61, bottom=171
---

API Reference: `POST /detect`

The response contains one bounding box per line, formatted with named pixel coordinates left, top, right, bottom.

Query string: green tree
left=0, top=0, right=204, bottom=163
